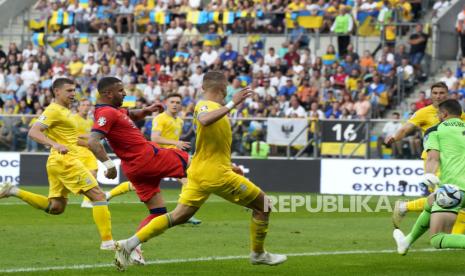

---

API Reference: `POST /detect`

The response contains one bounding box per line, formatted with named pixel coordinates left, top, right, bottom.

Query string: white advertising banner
left=266, top=118, right=308, bottom=146
left=321, top=159, right=425, bottom=196
left=97, top=158, right=122, bottom=185
left=0, top=152, right=20, bottom=185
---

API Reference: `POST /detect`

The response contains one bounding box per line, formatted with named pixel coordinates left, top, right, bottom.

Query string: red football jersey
left=92, top=104, right=155, bottom=171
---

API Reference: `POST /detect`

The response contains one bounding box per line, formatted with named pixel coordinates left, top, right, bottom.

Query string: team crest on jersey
left=98, top=117, right=107, bottom=126
left=200, top=105, right=208, bottom=112
left=38, top=115, right=46, bottom=122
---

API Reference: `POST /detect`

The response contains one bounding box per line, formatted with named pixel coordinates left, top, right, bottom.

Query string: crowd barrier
left=2, top=152, right=426, bottom=196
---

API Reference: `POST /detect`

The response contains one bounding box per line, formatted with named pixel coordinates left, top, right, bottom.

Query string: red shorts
left=123, top=147, right=188, bottom=202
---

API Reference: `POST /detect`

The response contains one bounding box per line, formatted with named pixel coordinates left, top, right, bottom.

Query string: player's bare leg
left=81, top=170, right=98, bottom=208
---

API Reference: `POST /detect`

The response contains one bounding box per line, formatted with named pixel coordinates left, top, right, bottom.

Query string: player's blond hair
left=202, top=71, right=227, bottom=94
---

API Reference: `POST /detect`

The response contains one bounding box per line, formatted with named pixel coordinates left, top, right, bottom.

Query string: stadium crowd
left=0, top=0, right=440, bottom=156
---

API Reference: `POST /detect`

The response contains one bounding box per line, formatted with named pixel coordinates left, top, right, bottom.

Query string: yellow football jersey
left=408, top=104, right=465, bottom=134
left=72, top=113, right=97, bottom=163
left=151, top=112, right=183, bottom=149
left=73, top=113, right=93, bottom=136
left=36, top=103, right=79, bottom=157
left=187, top=100, right=232, bottom=183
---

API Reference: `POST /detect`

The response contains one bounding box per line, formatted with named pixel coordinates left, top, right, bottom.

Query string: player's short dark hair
left=51, top=78, right=74, bottom=97
left=431, top=81, right=448, bottom=92
left=165, top=93, right=182, bottom=100
left=439, top=99, right=462, bottom=116
left=392, top=112, right=400, bottom=117
left=97, top=77, right=122, bottom=93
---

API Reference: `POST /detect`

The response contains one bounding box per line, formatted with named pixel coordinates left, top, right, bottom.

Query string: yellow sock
left=92, top=202, right=113, bottom=241
left=82, top=196, right=91, bottom=202
left=452, top=210, right=465, bottom=234
left=108, top=181, right=132, bottom=199
left=136, top=214, right=170, bottom=242
left=250, top=217, right=269, bottom=253
left=406, top=197, right=426, bottom=212
left=16, top=189, right=49, bottom=210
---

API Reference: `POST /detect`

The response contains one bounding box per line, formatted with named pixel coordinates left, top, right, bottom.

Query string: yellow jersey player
left=75, top=98, right=134, bottom=208
left=0, top=78, right=115, bottom=250
left=386, top=81, right=465, bottom=234
left=113, top=71, right=287, bottom=271
left=151, top=93, right=201, bottom=225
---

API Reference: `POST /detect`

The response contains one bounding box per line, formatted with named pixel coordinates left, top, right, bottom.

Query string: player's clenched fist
left=384, top=135, right=396, bottom=145
left=105, top=167, right=118, bottom=179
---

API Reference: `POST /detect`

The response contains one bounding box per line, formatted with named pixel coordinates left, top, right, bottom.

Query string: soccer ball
left=435, top=184, right=463, bottom=209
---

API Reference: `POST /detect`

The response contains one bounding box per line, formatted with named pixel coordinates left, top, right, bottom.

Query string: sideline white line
left=0, top=248, right=449, bottom=273
left=0, top=200, right=223, bottom=206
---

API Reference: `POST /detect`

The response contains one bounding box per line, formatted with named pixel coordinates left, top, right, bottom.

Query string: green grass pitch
left=0, top=186, right=463, bottom=275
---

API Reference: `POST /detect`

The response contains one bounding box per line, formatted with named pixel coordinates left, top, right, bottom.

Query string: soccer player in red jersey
left=88, top=77, right=189, bottom=264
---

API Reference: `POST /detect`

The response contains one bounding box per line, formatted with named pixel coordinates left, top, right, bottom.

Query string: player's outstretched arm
left=128, top=103, right=164, bottom=122
left=384, top=122, right=416, bottom=145
left=151, top=131, right=190, bottom=150
left=198, top=88, right=253, bottom=126
left=88, top=131, right=117, bottom=179
left=28, top=123, right=69, bottom=154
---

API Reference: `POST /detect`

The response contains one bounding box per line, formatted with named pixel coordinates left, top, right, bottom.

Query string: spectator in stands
left=457, top=6, right=465, bottom=58
left=200, top=46, right=218, bottom=67
left=165, top=21, right=183, bottom=47
left=378, top=112, right=403, bottom=158
left=283, top=43, right=300, bottom=67
left=360, top=50, right=375, bottom=73
left=308, top=101, right=325, bottom=119
left=265, top=47, right=279, bottom=66
left=285, top=95, right=306, bottom=118
left=354, top=92, right=371, bottom=119
left=253, top=57, right=271, bottom=76
left=279, top=78, right=297, bottom=97
left=82, top=55, right=99, bottom=75
left=440, top=68, right=458, bottom=90
left=220, top=43, right=238, bottom=64
left=408, top=23, right=428, bottom=73
left=331, top=6, right=353, bottom=57
left=377, top=55, right=393, bottom=78
left=325, top=101, right=342, bottom=119
left=115, top=0, right=134, bottom=34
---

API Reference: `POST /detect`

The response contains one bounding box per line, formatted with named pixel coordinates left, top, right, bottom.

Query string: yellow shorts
left=79, top=149, right=98, bottom=172
left=179, top=171, right=261, bottom=208
left=47, top=154, right=98, bottom=198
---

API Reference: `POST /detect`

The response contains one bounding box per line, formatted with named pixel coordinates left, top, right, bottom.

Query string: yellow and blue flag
left=79, top=0, right=89, bottom=9
left=29, top=19, right=46, bottom=30
left=186, top=11, right=199, bottom=24
left=122, top=95, right=136, bottom=108
left=50, top=37, right=67, bottom=51
left=223, top=11, right=235, bottom=24
left=238, top=75, right=252, bottom=87
left=79, top=33, right=89, bottom=44
left=173, top=52, right=189, bottom=62
left=149, top=11, right=170, bottom=25
left=203, top=34, right=220, bottom=47
left=50, top=10, right=64, bottom=25
left=32, top=33, right=45, bottom=46
left=63, top=12, right=74, bottom=26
